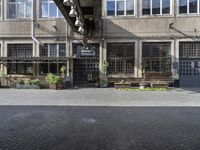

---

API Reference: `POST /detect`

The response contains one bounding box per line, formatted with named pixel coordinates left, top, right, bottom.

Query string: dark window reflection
left=189, top=0, right=197, bottom=13
left=179, top=0, right=187, bottom=14
left=152, top=0, right=160, bottom=14
left=162, top=0, right=170, bottom=14
left=143, top=0, right=150, bottom=15
left=107, top=1, right=115, bottom=16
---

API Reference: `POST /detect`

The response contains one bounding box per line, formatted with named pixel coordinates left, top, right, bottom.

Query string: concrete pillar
left=137, top=40, right=142, bottom=78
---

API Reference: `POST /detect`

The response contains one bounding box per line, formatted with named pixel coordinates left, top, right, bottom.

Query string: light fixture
left=69, top=6, right=77, bottom=17
left=75, top=17, right=83, bottom=27
left=78, top=26, right=84, bottom=34
left=63, top=0, right=74, bottom=6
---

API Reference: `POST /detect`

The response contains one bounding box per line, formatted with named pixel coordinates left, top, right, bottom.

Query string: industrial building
left=0, top=0, right=200, bottom=87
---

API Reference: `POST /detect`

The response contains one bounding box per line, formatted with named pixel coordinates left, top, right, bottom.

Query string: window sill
left=104, top=15, right=136, bottom=19
left=139, top=14, right=173, bottom=19
left=38, top=18, right=65, bottom=21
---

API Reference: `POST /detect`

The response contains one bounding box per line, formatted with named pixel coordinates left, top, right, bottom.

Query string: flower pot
left=100, top=81, right=108, bottom=88
left=49, top=84, right=58, bottom=90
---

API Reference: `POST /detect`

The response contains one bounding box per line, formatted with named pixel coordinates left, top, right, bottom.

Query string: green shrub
left=45, top=73, right=61, bottom=84
left=29, top=79, right=41, bottom=86
left=0, top=71, right=5, bottom=80
left=17, top=79, right=25, bottom=85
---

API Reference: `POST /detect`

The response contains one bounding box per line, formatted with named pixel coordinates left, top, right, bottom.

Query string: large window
left=142, top=0, right=171, bottom=15
left=179, top=0, right=199, bottom=14
left=39, top=43, right=66, bottom=75
left=142, top=42, right=171, bottom=73
left=7, top=44, right=33, bottom=74
left=7, top=44, right=33, bottom=58
left=8, top=0, right=32, bottom=19
left=40, top=43, right=66, bottom=57
left=107, top=43, right=135, bottom=75
left=180, top=42, right=200, bottom=58
left=39, top=63, right=65, bottom=75
left=107, top=0, right=135, bottom=16
left=40, top=0, right=63, bottom=18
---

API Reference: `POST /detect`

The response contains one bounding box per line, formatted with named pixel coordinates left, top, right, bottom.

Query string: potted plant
left=45, top=73, right=61, bottom=90
left=60, top=65, right=66, bottom=79
left=0, top=71, right=5, bottom=87
left=100, top=60, right=109, bottom=88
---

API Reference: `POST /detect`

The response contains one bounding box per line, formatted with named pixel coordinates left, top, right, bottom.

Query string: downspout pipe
left=31, top=0, right=43, bottom=46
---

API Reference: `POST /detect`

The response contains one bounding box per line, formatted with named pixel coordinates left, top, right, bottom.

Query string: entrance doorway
left=73, top=43, right=99, bottom=87
left=179, top=42, right=200, bottom=87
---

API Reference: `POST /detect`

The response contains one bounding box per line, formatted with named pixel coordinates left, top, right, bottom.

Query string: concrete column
left=134, top=40, right=139, bottom=78
left=137, top=40, right=142, bottom=78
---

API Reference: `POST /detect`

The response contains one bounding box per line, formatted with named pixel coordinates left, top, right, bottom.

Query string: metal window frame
left=142, top=42, right=172, bottom=73
left=107, top=42, right=135, bottom=75
left=106, top=0, right=135, bottom=16
left=142, top=0, right=172, bottom=16
left=7, top=0, right=32, bottom=19
left=40, top=0, right=63, bottom=18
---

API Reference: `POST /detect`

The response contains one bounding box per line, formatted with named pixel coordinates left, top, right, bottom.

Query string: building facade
left=1, top=0, right=200, bottom=87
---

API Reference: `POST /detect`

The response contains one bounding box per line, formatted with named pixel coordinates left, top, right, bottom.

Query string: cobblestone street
left=0, top=106, right=200, bottom=150
left=0, top=88, right=200, bottom=150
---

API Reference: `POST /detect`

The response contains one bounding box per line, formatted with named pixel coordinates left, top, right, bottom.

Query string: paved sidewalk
left=0, top=88, right=200, bottom=106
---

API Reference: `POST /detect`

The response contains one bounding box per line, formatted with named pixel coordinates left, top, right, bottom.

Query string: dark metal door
left=179, top=58, right=200, bottom=87
left=73, top=43, right=99, bottom=87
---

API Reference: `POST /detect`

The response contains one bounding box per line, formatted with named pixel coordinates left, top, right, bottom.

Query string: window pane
left=40, top=63, right=48, bottom=75
left=50, top=63, right=57, bottom=73
left=59, top=44, right=66, bottom=57
left=162, top=0, right=170, bottom=14
left=26, top=3, right=32, bottom=17
left=58, top=9, right=63, bottom=17
left=9, top=4, right=17, bottom=18
left=142, top=42, right=171, bottom=73
left=189, top=0, right=197, bottom=13
left=17, top=3, right=25, bottom=18
left=142, top=0, right=150, bottom=15
left=107, top=1, right=115, bottom=16
left=49, top=3, right=57, bottom=17
left=126, top=0, right=134, bottom=15
left=117, top=1, right=125, bottom=15
left=152, top=0, right=160, bottom=14
left=50, top=44, right=57, bottom=57
left=179, top=0, right=187, bottom=14
left=41, top=3, right=48, bottom=17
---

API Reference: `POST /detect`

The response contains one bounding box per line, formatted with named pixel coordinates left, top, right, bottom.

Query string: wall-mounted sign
left=80, top=49, right=96, bottom=56
left=173, top=62, right=178, bottom=69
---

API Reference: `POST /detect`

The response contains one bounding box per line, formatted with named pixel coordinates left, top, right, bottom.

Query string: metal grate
left=7, top=44, right=33, bottom=58
left=142, top=42, right=171, bottom=73
left=107, top=43, right=135, bottom=75
left=180, top=42, right=200, bottom=58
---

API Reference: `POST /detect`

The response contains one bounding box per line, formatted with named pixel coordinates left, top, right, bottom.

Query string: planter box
left=114, top=83, right=131, bottom=89
left=100, top=81, right=108, bottom=88
left=49, top=84, right=58, bottom=90
left=150, top=82, right=169, bottom=88
left=16, top=84, right=40, bottom=89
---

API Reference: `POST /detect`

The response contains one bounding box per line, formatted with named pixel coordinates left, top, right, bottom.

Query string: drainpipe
left=31, top=0, right=43, bottom=46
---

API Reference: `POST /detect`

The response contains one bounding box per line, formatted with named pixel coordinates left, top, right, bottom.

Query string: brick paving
left=0, top=106, right=200, bottom=150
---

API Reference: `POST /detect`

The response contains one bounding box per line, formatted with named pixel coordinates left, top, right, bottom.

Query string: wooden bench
left=114, top=82, right=131, bottom=89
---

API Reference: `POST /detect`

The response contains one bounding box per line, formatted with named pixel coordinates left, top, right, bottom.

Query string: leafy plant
left=0, top=71, right=5, bottom=80
left=45, top=73, right=61, bottom=84
left=29, top=79, right=41, bottom=86
left=101, top=60, right=109, bottom=75
left=17, top=79, right=25, bottom=85
left=60, top=65, right=66, bottom=78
